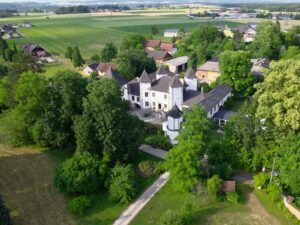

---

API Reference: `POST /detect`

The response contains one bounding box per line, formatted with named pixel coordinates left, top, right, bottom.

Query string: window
left=145, top=92, right=148, bottom=97
left=152, top=92, right=155, bottom=97
left=158, top=103, right=162, bottom=109
left=137, top=97, right=140, bottom=102
left=131, top=96, right=135, bottom=101
left=164, top=94, right=167, bottom=99
left=145, top=101, right=149, bottom=107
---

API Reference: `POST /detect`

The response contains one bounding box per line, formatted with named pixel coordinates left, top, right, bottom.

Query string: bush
left=213, top=163, right=233, bottom=180
left=160, top=209, right=183, bottom=225
left=107, top=163, right=136, bottom=205
left=254, top=172, right=270, bottom=189
left=68, top=196, right=91, bottom=216
left=153, top=161, right=166, bottom=176
left=138, top=160, right=156, bottom=177
left=0, top=196, right=12, bottom=225
left=226, top=192, right=239, bottom=203
left=54, top=151, right=106, bottom=194
left=207, top=175, right=223, bottom=202
left=267, top=183, right=282, bottom=202
left=144, top=134, right=172, bottom=150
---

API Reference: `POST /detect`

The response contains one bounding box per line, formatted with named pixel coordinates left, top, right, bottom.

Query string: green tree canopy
left=167, top=105, right=212, bottom=192
left=220, top=50, right=255, bottom=97
left=100, top=42, right=117, bottom=62
left=65, top=46, right=73, bottom=61
left=117, top=49, right=156, bottom=80
left=254, top=60, right=300, bottom=132
left=74, top=79, right=143, bottom=163
left=120, top=34, right=145, bottom=51
left=151, top=25, right=159, bottom=35
left=251, top=21, right=282, bottom=60
left=72, top=46, right=85, bottom=68
left=54, top=151, right=106, bottom=194
left=107, top=163, right=136, bottom=204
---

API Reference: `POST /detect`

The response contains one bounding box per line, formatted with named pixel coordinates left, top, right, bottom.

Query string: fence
left=283, top=195, right=300, bottom=220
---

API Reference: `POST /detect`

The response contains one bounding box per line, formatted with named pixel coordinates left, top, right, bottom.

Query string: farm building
left=21, top=43, right=48, bottom=57
left=196, top=59, right=221, bottom=84
left=146, top=49, right=172, bottom=65
left=164, top=29, right=179, bottom=38
left=163, top=56, right=189, bottom=73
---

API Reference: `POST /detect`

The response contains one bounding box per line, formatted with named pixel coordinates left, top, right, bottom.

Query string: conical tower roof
left=168, top=104, right=183, bottom=118
left=139, top=69, right=151, bottom=83
left=185, top=67, right=196, bottom=79
left=169, top=75, right=183, bottom=88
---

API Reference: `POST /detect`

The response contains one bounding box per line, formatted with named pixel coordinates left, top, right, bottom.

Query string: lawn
left=130, top=183, right=286, bottom=225
left=2, top=13, right=241, bottom=61
left=254, top=189, right=300, bottom=225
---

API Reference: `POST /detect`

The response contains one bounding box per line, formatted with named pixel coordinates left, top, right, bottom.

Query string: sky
left=0, top=0, right=298, bottom=3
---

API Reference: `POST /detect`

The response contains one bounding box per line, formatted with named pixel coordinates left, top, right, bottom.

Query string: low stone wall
left=283, top=195, right=300, bottom=220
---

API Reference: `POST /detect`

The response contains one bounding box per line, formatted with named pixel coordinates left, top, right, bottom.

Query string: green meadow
left=1, top=14, right=240, bottom=60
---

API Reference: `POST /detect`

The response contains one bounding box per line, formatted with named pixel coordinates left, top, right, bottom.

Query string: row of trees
left=224, top=60, right=300, bottom=198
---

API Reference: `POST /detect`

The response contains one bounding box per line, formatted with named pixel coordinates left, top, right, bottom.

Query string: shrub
left=138, top=160, right=156, bottom=177
left=207, top=175, right=223, bottom=202
left=0, top=196, right=12, bottom=225
left=144, top=134, right=172, bottom=150
left=68, top=196, right=91, bottom=216
left=267, top=183, right=282, bottom=202
left=54, top=151, right=106, bottom=194
left=107, top=163, right=136, bottom=205
left=160, top=209, right=183, bottom=225
left=153, top=161, right=166, bottom=176
left=213, top=163, right=233, bottom=180
left=226, top=192, right=239, bottom=203
left=254, top=172, right=270, bottom=189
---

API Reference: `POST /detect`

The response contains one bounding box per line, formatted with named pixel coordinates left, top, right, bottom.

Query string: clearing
left=0, top=144, right=75, bottom=225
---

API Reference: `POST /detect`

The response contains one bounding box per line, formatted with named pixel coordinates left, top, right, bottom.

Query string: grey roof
left=251, top=58, right=270, bottom=77
left=127, top=78, right=140, bottom=96
left=213, top=110, right=235, bottom=121
left=164, top=29, right=179, bottom=33
left=183, top=90, right=206, bottom=107
left=157, top=65, right=170, bottom=75
left=146, top=49, right=170, bottom=61
left=104, top=66, right=127, bottom=86
left=164, top=56, right=189, bottom=67
left=169, top=75, right=183, bottom=88
left=140, top=70, right=151, bottom=83
left=199, top=84, right=232, bottom=112
left=88, top=63, right=99, bottom=71
left=197, top=59, right=220, bottom=73
left=185, top=67, right=196, bottom=79
left=150, top=76, right=174, bottom=93
left=168, top=104, right=183, bottom=119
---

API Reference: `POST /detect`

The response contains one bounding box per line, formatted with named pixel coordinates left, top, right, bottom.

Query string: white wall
left=149, top=90, right=170, bottom=111
left=169, top=86, right=183, bottom=109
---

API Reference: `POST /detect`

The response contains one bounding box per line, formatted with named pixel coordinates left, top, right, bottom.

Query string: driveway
left=139, top=144, right=167, bottom=160
left=113, top=172, right=170, bottom=225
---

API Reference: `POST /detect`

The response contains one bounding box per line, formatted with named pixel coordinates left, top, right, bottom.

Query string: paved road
left=113, top=172, right=170, bottom=225
left=139, top=144, right=167, bottom=160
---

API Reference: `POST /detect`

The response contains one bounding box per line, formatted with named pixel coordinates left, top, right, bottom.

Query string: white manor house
left=123, top=66, right=233, bottom=143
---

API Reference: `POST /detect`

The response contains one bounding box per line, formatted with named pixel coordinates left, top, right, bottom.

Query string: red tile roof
left=221, top=181, right=236, bottom=192
left=144, top=40, right=161, bottom=48
left=160, top=42, right=175, bottom=52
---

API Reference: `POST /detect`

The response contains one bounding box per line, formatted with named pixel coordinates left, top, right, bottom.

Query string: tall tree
left=65, top=46, right=73, bottom=61
left=120, top=34, right=145, bottom=51
left=74, top=79, right=143, bottom=163
left=254, top=60, right=300, bottom=132
left=100, top=42, right=117, bottom=62
left=72, top=46, right=85, bottom=68
left=151, top=25, right=159, bottom=35
left=220, top=50, right=255, bottom=97
left=251, top=21, right=282, bottom=60
left=167, top=105, right=212, bottom=192
left=117, top=49, right=156, bottom=80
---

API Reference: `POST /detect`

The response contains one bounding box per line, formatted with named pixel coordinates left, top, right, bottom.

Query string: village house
left=23, top=21, right=32, bottom=28
left=164, top=29, right=179, bottom=38
left=222, top=24, right=257, bottom=42
left=163, top=56, right=189, bottom=73
left=123, top=66, right=232, bottom=143
left=146, top=49, right=172, bottom=65
left=144, top=39, right=177, bottom=55
left=21, top=43, right=48, bottom=57
left=196, top=57, right=270, bottom=84
left=0, top=24, right=23, bottom=39
left=83, top=62, right=117, bottom=76
left=196, top=59, right=220, bottom=84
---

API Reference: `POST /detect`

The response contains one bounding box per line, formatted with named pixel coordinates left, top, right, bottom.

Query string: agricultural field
left=1, top=13, right=240, bottom=60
